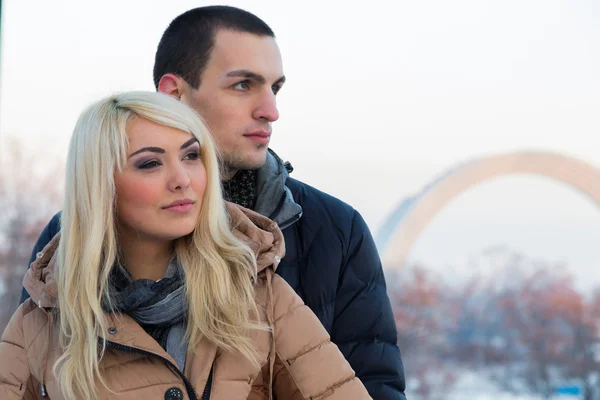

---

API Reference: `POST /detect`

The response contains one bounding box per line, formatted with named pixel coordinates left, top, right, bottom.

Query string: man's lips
left=244, top=131, right=271, bottom=145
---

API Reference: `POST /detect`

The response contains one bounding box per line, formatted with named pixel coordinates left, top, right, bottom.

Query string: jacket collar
left=254, top=149, right=303, bottom=229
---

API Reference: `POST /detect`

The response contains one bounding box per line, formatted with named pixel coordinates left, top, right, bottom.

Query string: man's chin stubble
left=220, top=152, right=268, bottom=180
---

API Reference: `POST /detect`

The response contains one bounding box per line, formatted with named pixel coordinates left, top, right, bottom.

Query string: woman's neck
left=119, top=237, right=174, bottom=281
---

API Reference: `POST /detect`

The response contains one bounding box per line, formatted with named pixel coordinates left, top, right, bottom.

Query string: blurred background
left=1, top=0, right=599, bottom=398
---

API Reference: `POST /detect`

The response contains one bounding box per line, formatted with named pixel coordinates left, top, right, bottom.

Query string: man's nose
left=252, top=90, right=279, bottom=122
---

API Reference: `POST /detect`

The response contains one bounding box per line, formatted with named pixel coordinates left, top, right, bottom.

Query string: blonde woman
left=0, top=91, right=370, bottom=400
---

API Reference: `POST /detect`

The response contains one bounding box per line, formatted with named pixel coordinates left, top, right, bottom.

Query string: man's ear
left=157, top=73, right=185, bottom=99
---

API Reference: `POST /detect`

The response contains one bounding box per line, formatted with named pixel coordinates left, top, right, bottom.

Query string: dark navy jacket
left=279, top=177, right=406, bottom=399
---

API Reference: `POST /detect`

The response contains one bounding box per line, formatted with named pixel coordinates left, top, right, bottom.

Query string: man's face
left=181, top=30, right=285, bottom=177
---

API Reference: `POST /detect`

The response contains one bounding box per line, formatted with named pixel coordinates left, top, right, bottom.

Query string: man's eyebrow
left=226, top=70, right=286, bottom=86
left=274, top=76, right=286, bottom=86
left=226, top=69, right=266, bottom=84
left=128, top=147, right=165, bottom=158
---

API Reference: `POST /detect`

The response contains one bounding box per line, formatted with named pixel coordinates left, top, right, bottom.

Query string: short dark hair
left=153, top=6, right=275, bottom=89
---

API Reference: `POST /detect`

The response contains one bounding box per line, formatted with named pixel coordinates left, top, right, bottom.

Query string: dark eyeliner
left=136, top=159, right=160, bottom=169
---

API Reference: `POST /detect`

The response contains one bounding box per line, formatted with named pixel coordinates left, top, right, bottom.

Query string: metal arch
left=376, top=150, right=600, bottom=269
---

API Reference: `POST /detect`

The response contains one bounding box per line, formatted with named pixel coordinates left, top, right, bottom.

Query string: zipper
left=201, top=365, right=214, bottom=400
left=102, top=338, right=211, bottom=400
left=279, top=211, right=302, bottom=230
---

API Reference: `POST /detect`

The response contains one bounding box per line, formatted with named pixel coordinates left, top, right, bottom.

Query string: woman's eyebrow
left=128, top=147, right=164, bottom=158
left=180, top=138, right=199, bottom=149
left=128, top=138, right=198, bottom=158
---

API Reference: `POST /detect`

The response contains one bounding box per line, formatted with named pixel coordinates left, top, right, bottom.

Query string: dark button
left=165, top=387, right=184, bottom=400
left=107, top=327, right=117, bottom=334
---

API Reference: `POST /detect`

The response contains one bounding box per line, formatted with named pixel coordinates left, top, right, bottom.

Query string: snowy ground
left=407, top=369, right=582, bottom=400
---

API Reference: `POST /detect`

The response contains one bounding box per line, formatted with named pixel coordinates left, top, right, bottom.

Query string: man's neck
left=221, top=167, right=238, bottom=182
left=118, top=236, right=174, bottom=281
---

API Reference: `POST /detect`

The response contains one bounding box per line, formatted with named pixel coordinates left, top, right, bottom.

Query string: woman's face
left=114, top=117, right=207, bottom=244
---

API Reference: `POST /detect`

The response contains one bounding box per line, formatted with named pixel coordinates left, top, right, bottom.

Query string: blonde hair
left=55, top=91, right=262, bottom=400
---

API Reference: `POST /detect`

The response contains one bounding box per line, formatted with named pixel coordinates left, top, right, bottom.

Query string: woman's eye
left=184, top=151, right=200, bottom=161
left=138, top=160, right=160, bottom=169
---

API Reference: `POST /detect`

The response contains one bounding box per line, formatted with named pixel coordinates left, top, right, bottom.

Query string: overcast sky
left=1, top=0, right=599, bottom=289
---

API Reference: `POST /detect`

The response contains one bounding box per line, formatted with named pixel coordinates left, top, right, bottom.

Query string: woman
left=0, top=92, right=371, bottom=400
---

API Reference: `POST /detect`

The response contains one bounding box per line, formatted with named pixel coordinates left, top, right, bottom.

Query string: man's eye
left=272, top=84, right=282, bottom=95
left=233, top=81, right=250, bottom=91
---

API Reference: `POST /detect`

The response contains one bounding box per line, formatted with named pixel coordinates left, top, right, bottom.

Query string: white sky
left=1, top=0, right=599, bottom=288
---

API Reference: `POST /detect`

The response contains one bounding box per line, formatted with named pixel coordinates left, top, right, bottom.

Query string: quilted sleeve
left=332, top=210, right=406, bottom=399
left=270, top=274, right=371, bottom=400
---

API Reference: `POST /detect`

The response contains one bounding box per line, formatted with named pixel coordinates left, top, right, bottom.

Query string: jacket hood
left=23, top=202, right=285, bottom=309
left=225, top=201, right=285, bottom=274
left=23, top=233, right=60, bottom=309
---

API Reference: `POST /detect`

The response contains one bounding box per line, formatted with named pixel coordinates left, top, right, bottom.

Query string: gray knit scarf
left=102, top=259, right=188, bottom=371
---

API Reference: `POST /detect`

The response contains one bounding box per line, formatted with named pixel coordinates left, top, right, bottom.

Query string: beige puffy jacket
left=0, top=203, right=371, bottom=400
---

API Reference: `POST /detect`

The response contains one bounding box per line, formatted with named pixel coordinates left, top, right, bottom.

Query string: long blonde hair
left=55, top=91, right=262, bottom=400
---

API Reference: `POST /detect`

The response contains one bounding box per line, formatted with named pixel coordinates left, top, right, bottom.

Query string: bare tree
left=0, top=138, right=62, bottom=332
left=389, top=249, right=600, bottom=399
left=392, top=265, right=458, bottom=399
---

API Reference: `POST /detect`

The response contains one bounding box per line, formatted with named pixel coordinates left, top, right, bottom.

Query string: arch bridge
left=375, top=151, right=600, bottom=268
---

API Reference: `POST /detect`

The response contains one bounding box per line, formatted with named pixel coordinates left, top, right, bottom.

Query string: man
left=21, top=6, right=406, bottom=399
